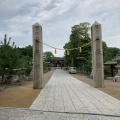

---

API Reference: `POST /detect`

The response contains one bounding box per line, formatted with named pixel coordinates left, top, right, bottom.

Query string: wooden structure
left=104, top=60, right=117, bottom=77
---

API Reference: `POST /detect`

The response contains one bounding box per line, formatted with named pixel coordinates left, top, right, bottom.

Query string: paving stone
left=30, top=69, right=120, bottom=115
left=0, top=107, right=120, bottom=120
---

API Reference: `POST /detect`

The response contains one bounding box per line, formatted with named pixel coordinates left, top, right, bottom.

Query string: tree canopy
left=43, top=51, right=55, bottom=63
left=64, top=22, right=91, bottom=71
left=19, top=45, right=33, bottom=58
left=102, top=41, right=120, bottom=62
left=0, top=35, right=19, bottom=71
left=0, top=35, right=55, bottom=84
left=0, top=35, right=33, bottom=84
left=0, top=35, right=20, bottom=84
left=63, top=22, right=120, bottom=73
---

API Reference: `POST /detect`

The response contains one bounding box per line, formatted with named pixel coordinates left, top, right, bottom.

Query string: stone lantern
left=19, top=68, right=27, bottom=79
left=21, top=68, right=27, bottom=78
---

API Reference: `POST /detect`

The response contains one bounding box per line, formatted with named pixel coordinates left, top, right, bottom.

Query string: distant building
left=53, top=57, right=64, bottom=67
left=104, top=60, right=117, bottom=77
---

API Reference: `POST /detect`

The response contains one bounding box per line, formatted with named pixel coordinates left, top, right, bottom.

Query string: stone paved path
left=0, top=69, right=120, bottom=120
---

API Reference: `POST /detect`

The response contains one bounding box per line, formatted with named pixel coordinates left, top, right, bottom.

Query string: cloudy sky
left=0, top=0, right=120, bottom=57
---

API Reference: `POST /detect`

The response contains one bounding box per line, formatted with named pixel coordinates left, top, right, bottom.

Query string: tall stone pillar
left=91, top=21, right=104, bottom=88
left=113, top=52, right=120, bottom=81
left=32, top=22, right=43, bottom=89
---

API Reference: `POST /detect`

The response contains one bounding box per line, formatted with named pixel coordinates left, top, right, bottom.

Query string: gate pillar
left=32, top=22, right=43, bottom=89
left=91, top=21, right=104, bottom=88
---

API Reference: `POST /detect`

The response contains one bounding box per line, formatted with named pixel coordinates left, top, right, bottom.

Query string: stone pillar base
left=90, top=71, right=93, bottom=79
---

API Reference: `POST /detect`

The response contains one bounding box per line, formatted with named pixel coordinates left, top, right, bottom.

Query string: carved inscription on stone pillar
left=96, top=63, right=102, bottom=68
left=35, top=64, right=40, bottom=69
left=34, top=26, right=40, bottom=55
left=34, top=50, right=40, bottom=55
left=33, top=22, right=43, bottom=89
left=34, top=26, right=41, bottom=69
left=96, top=49, right=102, bottom=55
left=96, top=49, right=102, bottom=68
left=91, top=21, right=104, bottom=88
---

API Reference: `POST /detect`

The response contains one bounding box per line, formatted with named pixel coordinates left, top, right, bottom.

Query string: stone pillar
left=90, top=61, right=93, bottom=78
left=32, top=22, right=43, bottom=89
left=91, top=21, right=104, bottom=88
left=114, top=52, right=120, bottom=81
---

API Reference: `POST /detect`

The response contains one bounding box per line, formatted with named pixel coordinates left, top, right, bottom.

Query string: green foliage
left=104, top=66, right=111, bottom=78
left=18, top=55, right=32, bottom=75
left=0, top=35, right=33, bottom=84
left=63, top=22, right=120, bottom=75
left=103, top=42, right=120, bottom=62
left=43, top=51, right=54, bottom=73
left=19, top=45, right=33, bottom=58
left=43, top=62, right=51, bottom=73
left=43, top=51, right=54, bottom=63
left=0, top=35, right=19, bottom=76
left=0, top=35, right=21, bottom=84
left=64, top=22, right=91, bottom=72
left=18, top=45, right=33, bottom=75
left=103, top=42, right=120, bottom=77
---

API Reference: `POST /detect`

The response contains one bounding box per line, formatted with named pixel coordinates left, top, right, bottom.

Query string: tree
left=63, top=22, right=120, bottom=75
left=102, top=42, right=120, bottom=77
left=0, top=35, right=20, bottom=84
left=19, top=45, right=33, bottom=58
left=64, top=22, right=91, bottom=72
left=102, top=41, right=120, bottom=62
left=43, top=51, right=54, bottom=63
left=17, top=45, right=33, bottom=75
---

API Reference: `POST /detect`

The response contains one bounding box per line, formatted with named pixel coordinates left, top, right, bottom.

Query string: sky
left=0, top=0, right=120, bottom=57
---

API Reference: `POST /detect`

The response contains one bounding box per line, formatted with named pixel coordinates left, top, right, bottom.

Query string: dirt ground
left=0, top=69, right=120, bottom=108
left=0, top=70, right=54, bottom=108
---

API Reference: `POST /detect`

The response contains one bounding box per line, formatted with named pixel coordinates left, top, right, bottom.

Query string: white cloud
left=0, top=0, right=120, bottom=57
left=103, top=35, right=120, bottom=48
